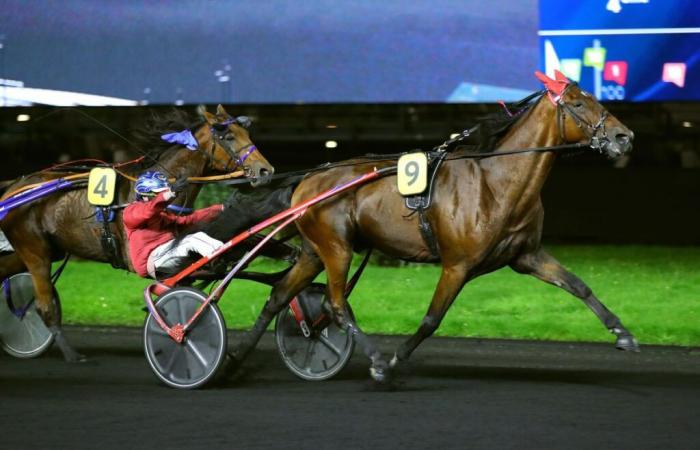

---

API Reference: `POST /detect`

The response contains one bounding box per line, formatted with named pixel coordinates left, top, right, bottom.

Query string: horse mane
left=0, top=179, right=15, bottom=197
left=130, top=109, right=205, bottom=171
left=460, top=90, right=545, bottom=153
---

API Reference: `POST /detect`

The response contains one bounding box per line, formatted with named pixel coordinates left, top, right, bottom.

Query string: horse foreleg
left=230, top=246, right=323, bottom=364
left=0, top=253, right=26, bottom=279
left=391, top=263, right=469, bottom=368
left=511, top=247, right=639, bottom=352
left=13, top=241, right=86, bottom=362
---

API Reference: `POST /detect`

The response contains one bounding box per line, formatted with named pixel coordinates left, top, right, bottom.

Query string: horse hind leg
left=391, top=263, right=470, bottom=368
left=12, top=236, right=86, bottom=362
left=511, top=247, right=639, bottom=352
left=317, top=241, right=391, bottom=383
left=230, top=244, right=324, bottom=364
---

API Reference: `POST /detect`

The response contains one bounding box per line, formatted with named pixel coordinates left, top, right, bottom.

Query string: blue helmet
left=135, top=171, right=169, bottom=198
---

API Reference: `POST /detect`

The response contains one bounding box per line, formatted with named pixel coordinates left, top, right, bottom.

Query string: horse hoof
left=225, top=351, right=244, bottom=369
left=66, top=353, right=89, bottom=363
left=370, top=360, right=390, bottom=383
left=615, top=335, right=640, bottom=352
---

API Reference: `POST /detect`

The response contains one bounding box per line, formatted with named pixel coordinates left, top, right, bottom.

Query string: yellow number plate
left=397, top=152, right=428, bottom=196
left=87, top=168, right=117, bottom=206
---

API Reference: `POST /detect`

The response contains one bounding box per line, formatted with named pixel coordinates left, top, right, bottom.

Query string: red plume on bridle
left=535, top=69, right=571, bottom=104
left=535, top=69, right=570, bottom=95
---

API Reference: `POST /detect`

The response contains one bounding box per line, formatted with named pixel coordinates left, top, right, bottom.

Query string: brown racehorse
left=0, top=105, right=274, bottom=362
left=229, top=71, right=637, bottom=382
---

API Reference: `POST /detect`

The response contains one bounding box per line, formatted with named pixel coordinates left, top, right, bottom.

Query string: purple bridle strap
left=236, top=145, right=257, bottom=166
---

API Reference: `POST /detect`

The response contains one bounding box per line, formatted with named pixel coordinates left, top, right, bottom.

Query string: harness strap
left=417, top=209, right=439, bottom=259
left=404, top=151, right=447, bottom=260
left=50, top=254, right=71, bottom=285
left=95, top=204, right=127, bottom=270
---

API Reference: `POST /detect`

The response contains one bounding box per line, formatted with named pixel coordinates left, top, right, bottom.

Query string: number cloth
left=123, top=192, right=223, bottom=277
left=87, top=168, right=118, bottom=206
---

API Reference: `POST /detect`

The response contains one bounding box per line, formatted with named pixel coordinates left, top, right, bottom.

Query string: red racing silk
left=123, top=192, right=223, bottom=277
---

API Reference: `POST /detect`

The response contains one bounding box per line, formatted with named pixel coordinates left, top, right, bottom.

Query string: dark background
left=1, top=102, right=698, bottom=245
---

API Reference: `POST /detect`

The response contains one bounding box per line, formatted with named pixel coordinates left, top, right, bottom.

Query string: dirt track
left=1, top=327, right=698, bottom=449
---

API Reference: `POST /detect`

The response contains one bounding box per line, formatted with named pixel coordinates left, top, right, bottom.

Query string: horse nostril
left=259, top=168, right=270, bottom=178
left=615, top=134, right=630, bottom=146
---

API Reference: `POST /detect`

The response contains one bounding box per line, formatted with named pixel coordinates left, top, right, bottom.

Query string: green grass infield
left=54, top=245, right=700, bottom=347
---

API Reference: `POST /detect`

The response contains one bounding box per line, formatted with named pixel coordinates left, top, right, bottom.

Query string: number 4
left=93, top=175, right=108, bottom=198
left=87, top=168, right=117, bottom=206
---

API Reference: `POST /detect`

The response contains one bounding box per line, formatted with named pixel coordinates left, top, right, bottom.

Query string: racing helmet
left=135, top=171, right=169, bottom=198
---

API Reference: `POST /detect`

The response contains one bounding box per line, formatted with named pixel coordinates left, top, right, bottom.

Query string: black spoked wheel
left=143, top=288, right=227, bottom=390
left=275, top=283, right=355, bottom=381
left=0, top=273, right=59, bottom=358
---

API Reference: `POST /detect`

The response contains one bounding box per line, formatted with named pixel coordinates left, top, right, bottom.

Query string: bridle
left=207, top=118, right=259, bottom=175
left=550, top=83, right=610, bottom=153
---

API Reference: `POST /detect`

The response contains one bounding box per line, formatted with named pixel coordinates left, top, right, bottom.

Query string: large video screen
left=539, top=0, right=700, bottom=101
left=1, top=1, right=696, bottom=106
left=0, top=0, right=539, bottom=106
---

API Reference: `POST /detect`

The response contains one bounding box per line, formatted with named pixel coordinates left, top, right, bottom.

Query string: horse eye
left=574, top=101, right=584, bottom=108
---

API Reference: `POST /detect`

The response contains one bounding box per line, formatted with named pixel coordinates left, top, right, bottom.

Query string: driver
left=123, top=171, right=225, bottom=278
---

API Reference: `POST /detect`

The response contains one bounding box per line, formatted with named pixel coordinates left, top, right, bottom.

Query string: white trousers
left=147, top=232, right=224, bottom=278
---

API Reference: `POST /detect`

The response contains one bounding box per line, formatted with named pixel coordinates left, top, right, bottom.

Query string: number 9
left=405, top=161, right=419, bottom=186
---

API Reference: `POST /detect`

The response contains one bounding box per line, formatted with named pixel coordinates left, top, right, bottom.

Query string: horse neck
left=148, top=145, right=209, bottom=178
left=481, top=99, right=560, bottom=205
left=139, top=146, right=207, bottom=207
left=149, top=124, right=222, bottom=178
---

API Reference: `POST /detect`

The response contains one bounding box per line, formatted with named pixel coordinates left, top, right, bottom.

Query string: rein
left=3, top=109, right=254, bottom=199
left=8, top=85, right=609, bottom=197
left=28, top=107, right=179, bottom=178
left=220, top=86, right=610, bottom=186
left=220, top=140, right=590, bottom=187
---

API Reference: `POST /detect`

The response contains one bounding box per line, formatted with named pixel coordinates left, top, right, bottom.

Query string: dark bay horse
left=0, top=105, right=274, bottom=361
left=227, top=71, right=637, bottom=381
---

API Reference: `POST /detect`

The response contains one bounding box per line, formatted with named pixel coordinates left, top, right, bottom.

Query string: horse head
left=201, top=105, right=275, bottom=186
left=535, top=70, right=634, bottom=158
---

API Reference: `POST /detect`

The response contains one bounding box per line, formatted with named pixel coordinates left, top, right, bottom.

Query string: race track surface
left=1, top=327, right=698, bottom=450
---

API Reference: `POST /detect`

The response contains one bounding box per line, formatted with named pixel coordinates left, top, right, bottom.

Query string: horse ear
left=216, top=104, right=229, bottom=117
left=236, top=116, right=252, bottom=128
left=203, top=111, right=217, bottom=125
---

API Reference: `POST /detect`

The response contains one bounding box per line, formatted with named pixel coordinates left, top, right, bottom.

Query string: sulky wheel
left=275, top=283, right=355, bottom=381
left=143, top=287, right=227, bottom=389
left=0, top=273, right=59, bottom=358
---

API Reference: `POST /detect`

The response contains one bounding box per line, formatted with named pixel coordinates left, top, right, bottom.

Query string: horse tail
left=163, top=179, right=301, bottom=270
left=201, top=183, right=295, bottom=242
